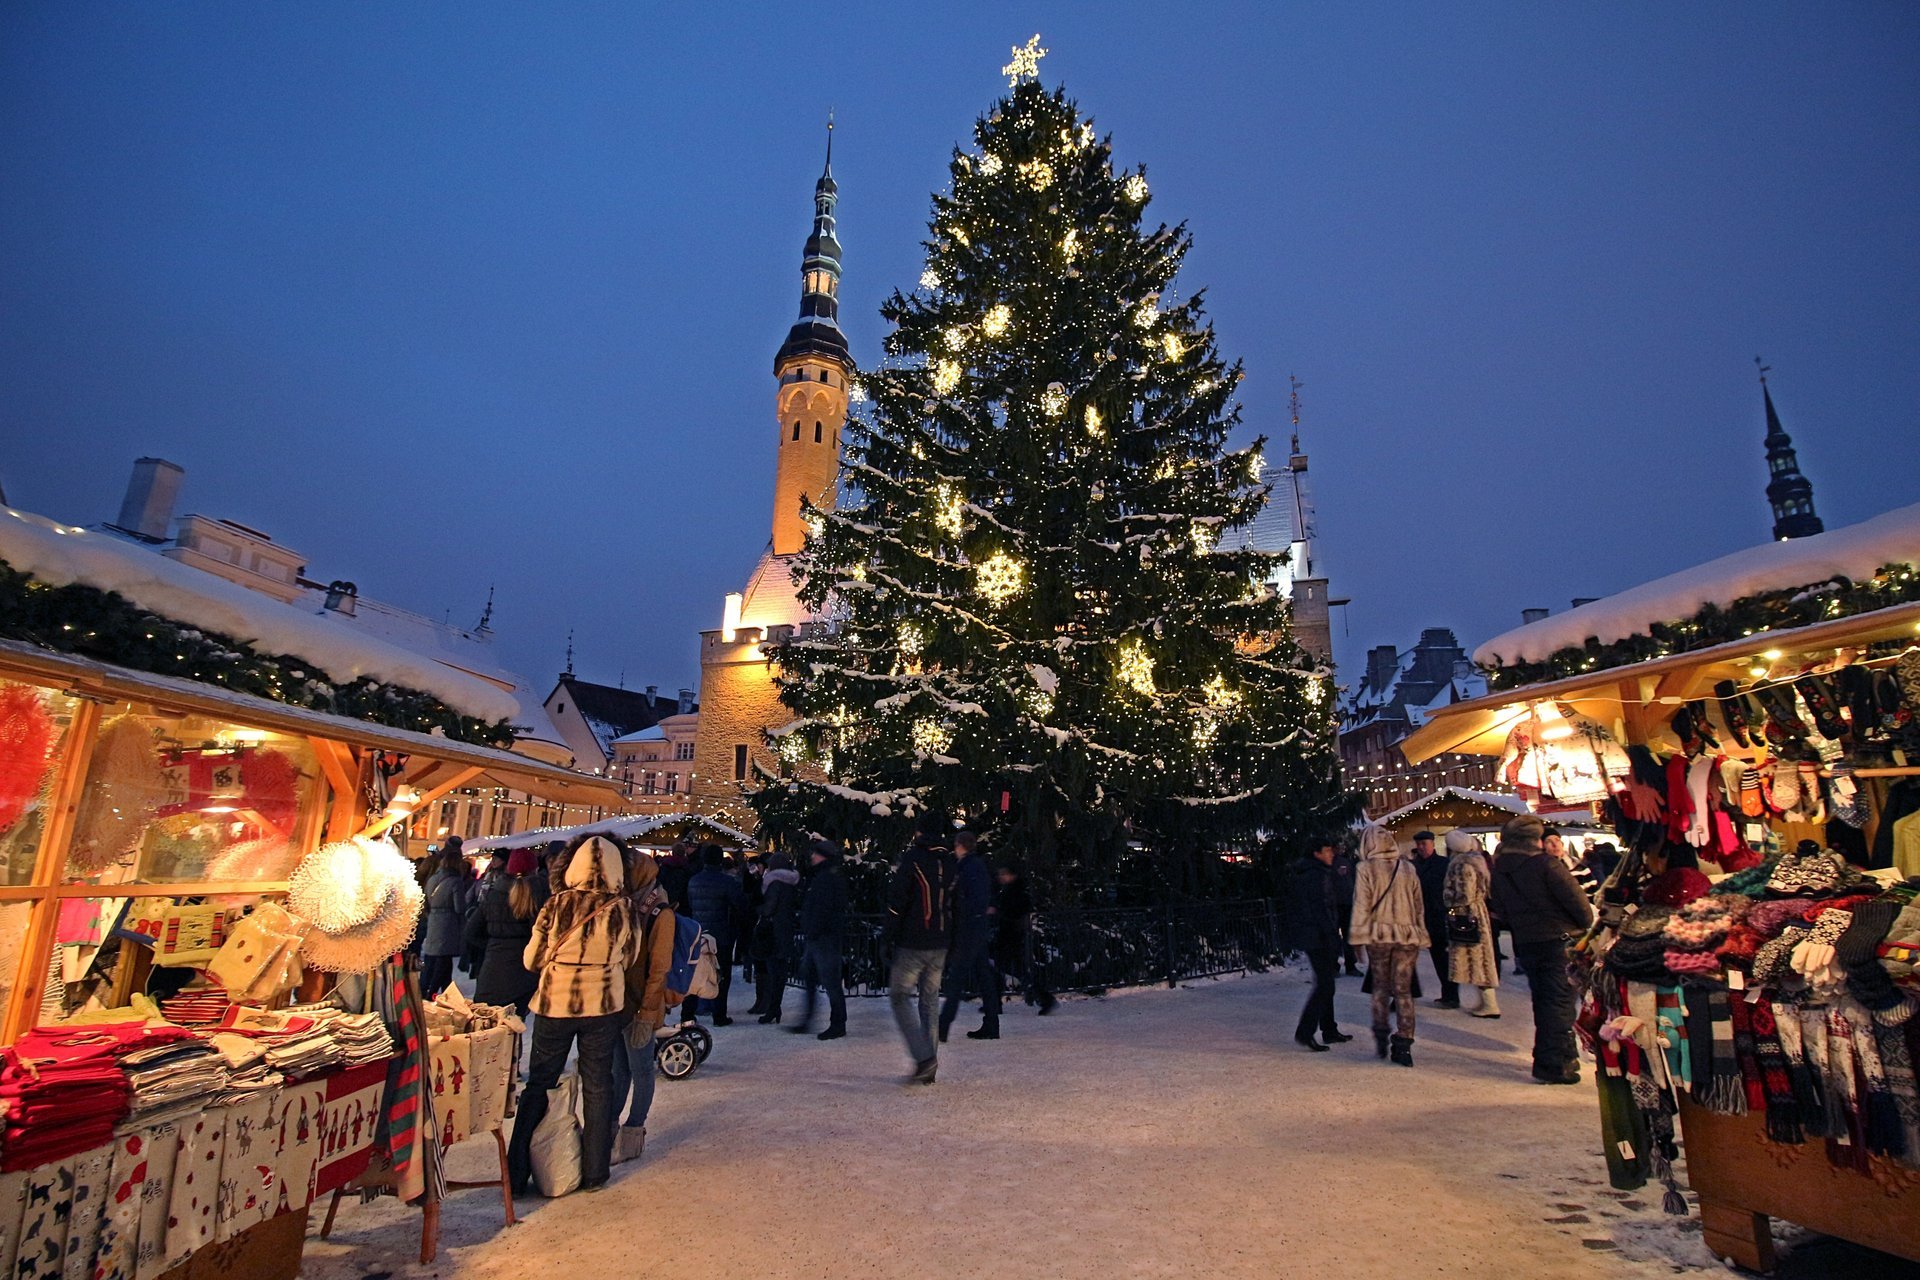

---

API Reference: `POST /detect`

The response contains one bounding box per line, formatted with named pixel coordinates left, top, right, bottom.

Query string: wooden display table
left=155, top=1208, right=310, bottom=1280
left=1680, top=1096, right=1920, bottom=1271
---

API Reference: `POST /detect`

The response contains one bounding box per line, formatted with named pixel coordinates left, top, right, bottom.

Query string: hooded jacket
left=524, top=836, right=641, bottom=1018
left=754, top=866, right=801, bottom=958
left=800, top=843, right=849, bottom=942
left=1347, top=825, right=1430, bottom=948
left=622, top=854, right=677, bottom=1031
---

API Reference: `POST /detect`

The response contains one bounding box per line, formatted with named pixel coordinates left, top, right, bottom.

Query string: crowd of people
left=1288, top=814, right=1608, bottom=1083
left=416, top=821, right=1052, bottom=1194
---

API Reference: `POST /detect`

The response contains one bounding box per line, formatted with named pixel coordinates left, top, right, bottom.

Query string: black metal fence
left=793, top=898, right=1289, bottom=997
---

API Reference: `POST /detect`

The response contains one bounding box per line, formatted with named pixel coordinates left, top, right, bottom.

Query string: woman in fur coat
left=1348, top=823, right=1429, bottom=1066
left=508, top=835, right=641, bottom=1195
left=1441, top=830, right=1500, bottom=1017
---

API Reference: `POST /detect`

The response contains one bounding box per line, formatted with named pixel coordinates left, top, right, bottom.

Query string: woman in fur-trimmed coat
left=1348, top=823, right=1429, bottom=1065
left=508, top=835, right=641, bottom=1195
left=1442, top=830, right=1500, bottom=1016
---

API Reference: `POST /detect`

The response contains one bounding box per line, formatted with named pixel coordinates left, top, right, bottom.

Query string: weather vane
left=1755, top=355, right=1770, bottom=385
left=1002, top=34, right=1047, bottom=87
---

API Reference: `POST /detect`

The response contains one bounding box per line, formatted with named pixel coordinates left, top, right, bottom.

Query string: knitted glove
left=1791, top=910, right=1852, bottom=977
left=1752, top=926, right=1808, bottom=986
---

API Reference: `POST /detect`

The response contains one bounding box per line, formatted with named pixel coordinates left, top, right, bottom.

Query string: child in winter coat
left=610, top=850, right=677, bottom=1163
left=1347, top=823, right=1429, bottom=1065
left=508, top=835, right=641, bottom=1195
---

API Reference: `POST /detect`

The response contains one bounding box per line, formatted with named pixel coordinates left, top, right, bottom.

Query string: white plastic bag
left=529, top=1074, right=582, bottom=1198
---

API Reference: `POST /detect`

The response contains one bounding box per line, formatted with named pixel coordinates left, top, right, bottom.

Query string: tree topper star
left=1002, top=34, right=1047, bottom=86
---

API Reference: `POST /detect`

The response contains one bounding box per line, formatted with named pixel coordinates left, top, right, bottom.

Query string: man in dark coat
left=657, top=841, right=694, bottom=915
left=753, top=853, right=801, bottom=1023
left=1289, top=840, right=1353, bottom=1050
left=1412, top=831, right=1460, bottom=1008
left=886, top=822, right=955, bottom=1084
left=1332, top=841, right=1361, bottom=975
left=791, top=837, right=850, bottom=1040
left=684, top=844, right=746, bottom=1024
left=991, top=863, right=1056, bottom=1015
left=1488, top=814, right=1595, bottom=1084
left=938, top=830, right=1002, bottom=1042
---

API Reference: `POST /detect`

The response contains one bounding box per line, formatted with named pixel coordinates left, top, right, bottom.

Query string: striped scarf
left=1869, top=1011, right=1920, bottom=1168
left=1748, top=998, right=1803, bottom=1145
left=1771, top=1002, right=1828, bottom=1138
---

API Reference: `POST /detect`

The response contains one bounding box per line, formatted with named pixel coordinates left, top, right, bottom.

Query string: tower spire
left=1756, top=358, right=1823, bottom=541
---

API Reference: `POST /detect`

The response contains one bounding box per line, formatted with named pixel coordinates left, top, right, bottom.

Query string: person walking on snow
left=684, top=844, right=746, bottom=1024
left=1412, top=830, right=1460, bottom=1008
left=1488, top=814, right=1593, bottom=1085
left=938, top=830, right=1002, bottom=1042
left=886, top=822, right=955, bottom=1084
left=1287, top=838, right=1354, bottom=1051
left=509, top=835, right=640, bottom=1195
left=791, top=837, right=849, bottom=1040
left=1332, top=840, right=1362, bottom=975
left=609, top=848, right=676, bottom=1163
left=991, top=863, right=1056, bottom=1015
left=1347, top=823, right=1428, bottom=1066
left=420, top=841, right=471, bottom=998
left=753, top=853, right=801, bottom=1023
left=1441, top=830, right=1500, bottom=1018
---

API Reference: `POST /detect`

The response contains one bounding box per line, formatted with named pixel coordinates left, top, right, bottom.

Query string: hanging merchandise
left=205, top=903, right=308, bottom=1005
left=239, top=748, right=301, bottom=835
left=68, top=717, right=164, bottom=875
left=289, top=837, right=422, bottom=974
left=0, top=685, right=56, bottom=839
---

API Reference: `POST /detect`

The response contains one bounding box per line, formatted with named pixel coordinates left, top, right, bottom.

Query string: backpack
left=663, top=913, right=720, bottom=1007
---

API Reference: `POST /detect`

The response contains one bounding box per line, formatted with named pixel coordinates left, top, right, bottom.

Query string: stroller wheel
left=687, top=1025, right=714, bottom=1062
left=658, top=1037, right=698, bottom=1079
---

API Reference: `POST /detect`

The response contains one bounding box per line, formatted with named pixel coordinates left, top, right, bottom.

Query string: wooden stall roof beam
left=307, top=737, right=361, bottom=842
left=357, top=766, right=483, bottom=840
left=1403, top=599, right=1920, bottom=764
left=0, top=639, right=626, bottom=810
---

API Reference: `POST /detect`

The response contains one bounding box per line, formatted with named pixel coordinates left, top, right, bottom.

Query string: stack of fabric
left=120, top=1037, right=229, bottom=1126
left=0, top=1023, right=192, bottom=1170
left=157, top=981, right=231, bottom=1026
left=259, top=1010, right=395, bottom=1075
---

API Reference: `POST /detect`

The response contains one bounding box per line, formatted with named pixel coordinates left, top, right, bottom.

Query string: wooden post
left=1699, top=1200, right=1776, bottom=1274
left=5, top=698, right=100, bottom=1042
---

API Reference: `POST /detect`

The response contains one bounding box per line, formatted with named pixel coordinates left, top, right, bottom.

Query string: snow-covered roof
left=468, top=811, right=755, bottom=852
left=1372, top=787, right=1529, bottom=828
left=0, top=505, right=518, bottom=722
left=1475, top=501, right=1920, bottom=668
left=611, top=725, right=667, bottom=745
left=737, top=551, right=815, bottom=633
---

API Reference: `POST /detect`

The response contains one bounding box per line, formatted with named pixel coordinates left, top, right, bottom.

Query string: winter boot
left=967, top=1023, right=1000, bottom=1040
left=1294, top=1032, right=1329, bottom=1052
left=1323, top=1029, right=1354, bottom=1044
left=906, top=1057, right=938, bottom=1086
left=816, top=1025, right=845, bottom=1041
left=1389, top=1036, right=1414, bottom=1067
left=1373, top=1028, right=1390, bottom=1059
left=1036, top=992, right=1058, bottom=1015
left=1468, top=987, right=1501, bottom=1018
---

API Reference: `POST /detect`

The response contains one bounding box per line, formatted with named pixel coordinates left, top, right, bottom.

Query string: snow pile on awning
left=468, top=811, right=755, bottom=852
left=1475, top=502, right=1920, bottom=668
left=0, top=505, right=519, bottom=722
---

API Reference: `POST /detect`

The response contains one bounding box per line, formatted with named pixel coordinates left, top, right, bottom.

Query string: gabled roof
left=612, top=725, right=667, bottom=745
left=548, top=675, right=682, bottom=758
left=737, top=551, right=815, bottom=633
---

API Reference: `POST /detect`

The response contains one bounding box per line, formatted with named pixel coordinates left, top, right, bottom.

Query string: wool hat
left=1606, top=932, right=1676, bottom=981
left=1443, top=830, right=1480, bottom=855
left=1413, top=830, right=1435, bottom=842
left=506, top=847, right=539, bottom=877
left=1500, top=814, right=1545, bottom=847
left=1745, top=898, right=1810, bottom=939
left=1664, top=948, right=1723, bottom=976
left=1643, top=867, right=1712, bottom=908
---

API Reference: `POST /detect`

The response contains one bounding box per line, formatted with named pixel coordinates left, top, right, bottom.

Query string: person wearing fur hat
left=1487, top=814, right=1593, bottom=1085
left=509, top=834, right=641, bottom=1195
left=1440, top=830, right=1499, bottom=1018
left=1348, top=824, right=1428, bottom=1065
left=791, top=837, right=850, bottom=1039
left=609, top=847, right=677, bottom=1162
left=753, top=852, right=802, bottom=1023
left=468, top=846, right=542, bottom=1016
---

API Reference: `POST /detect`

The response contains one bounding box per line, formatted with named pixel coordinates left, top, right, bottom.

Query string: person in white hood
left=1347, top=824, right=1428, bottom=1066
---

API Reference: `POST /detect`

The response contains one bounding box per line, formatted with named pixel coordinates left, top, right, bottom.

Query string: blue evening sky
left=3, top=4, right=1915, bottom=697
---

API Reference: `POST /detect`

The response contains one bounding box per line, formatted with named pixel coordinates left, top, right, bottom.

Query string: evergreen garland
left=1482, top=562, right=1920, bottom=692
left=0, top=561, right=517, bottom=747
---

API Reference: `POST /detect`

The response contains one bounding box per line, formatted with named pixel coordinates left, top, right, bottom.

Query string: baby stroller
left=654, top=1019, right=712, bottom=1080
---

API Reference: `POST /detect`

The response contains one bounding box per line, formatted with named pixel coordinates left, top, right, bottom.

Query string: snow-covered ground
left=301, top=964, right=1906, bottom=1279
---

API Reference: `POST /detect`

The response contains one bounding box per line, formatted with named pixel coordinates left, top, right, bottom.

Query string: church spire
left=774, top=117, right=849, bottom=372
left=1756, top=358, right=1823, bottom=541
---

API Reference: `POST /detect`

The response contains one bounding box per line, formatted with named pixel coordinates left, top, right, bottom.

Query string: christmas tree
left=749, top=39, right=1351, bottom=895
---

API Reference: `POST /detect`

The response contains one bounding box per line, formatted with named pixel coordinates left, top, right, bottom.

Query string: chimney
left=322, top=580, right=358, bottom=616
left=115, top=458, right=184, bottom=542
left=1570, top=597, right=1598, bottom=609
left=678, top=688, right=695, bottom=715
left=1521, top=608, right=1549, bottom=626
left=1365, top=644, right=1399, bottom=695
left=645, top=685, right=659, bottom=702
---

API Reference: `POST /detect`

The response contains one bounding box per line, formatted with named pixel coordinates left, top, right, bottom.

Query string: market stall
left=467, top=810, right=756, bottom=856
left=1405, top=506, right=1920, bottom=1270
left=0, top=637, right=623, bottom=1277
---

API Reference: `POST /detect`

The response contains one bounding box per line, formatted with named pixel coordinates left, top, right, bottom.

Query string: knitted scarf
left=1824, top=1006, right=1865, bottom=1166
left=1771, top=1003, right=1828, bottom=1138
left=1685, top=984, right=1745, bottom=1113
left=1655, top=986, right=1690, bottom=1088
left=1869, top=1012, right=1920, bottom=1168
left=1837, top=898, right=1905, bottom=1012
left=1729, top=994, right=1768, bottom=1114
left=1846, top=1004, right=1906, bottom=1159
left=1748, top=998, right=1803, bottom=1144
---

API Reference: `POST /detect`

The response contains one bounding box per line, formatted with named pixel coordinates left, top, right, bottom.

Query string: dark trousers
left=687, top=933, right=733, bottom=1020
left=507, top=1011, right=623, bottom=1192
left=420, top=953, right=455, bottom=998
left=938, top=942, right=1001, bottom=1035
left=797, top=939, right=846, bottom=1031
left=1513, top=937, right=1577, bottom=1076
left=1336, top=901, right=1359, bottom=969
left=755, top=946, right=793, bottom=1017
left=1425, top=923, right=1460, bottom=1002
left=1295, top=946, right=1340, bottom=1039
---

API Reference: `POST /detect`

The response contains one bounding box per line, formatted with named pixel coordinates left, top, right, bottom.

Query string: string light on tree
left=979, top=153, right=1004, bottom=176
left=982, top=304, right=1013, bottom=338
left=1191, top=523, right=1217, bottom=554
left=1162, top=332, right=1185, bottom=362
left=919, top=268, right=941, bottom=291
left=1041, top=382, right=1069, bottom=417
left=1123, top=172, right=1149, bottom=203
left=1084, top=405, right=1104, bottom=437
left=898, top=621, right=929, bottom=656
left=1001, top=33, right=1048, bottom=86
left=1133, top=298, right=1158, bottom=328
left=1019, top=158, right=1055, bottom=191
left=933, top=482, right=965, bottom=535
left=944, top=326, right=971, bottom=352
left=1201, top=674, right=1242, bottom=710
left=1061, top=229, right=1080, bottom=262
left=912, top=718, right=955, bottom=755
left=932, top=359, right=962, bottom=395
left=1116, top=638, right=1156, bottom=696
left=973, top=550, right=1027, bottom=605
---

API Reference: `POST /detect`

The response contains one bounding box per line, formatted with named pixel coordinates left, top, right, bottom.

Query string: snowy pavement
left=302, top=963, right=1878, bottom=1279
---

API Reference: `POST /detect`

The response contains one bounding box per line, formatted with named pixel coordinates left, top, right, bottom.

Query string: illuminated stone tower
left=691, top=128, right=850, bottom=827
left=770, top=126, right=851, bottom=555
